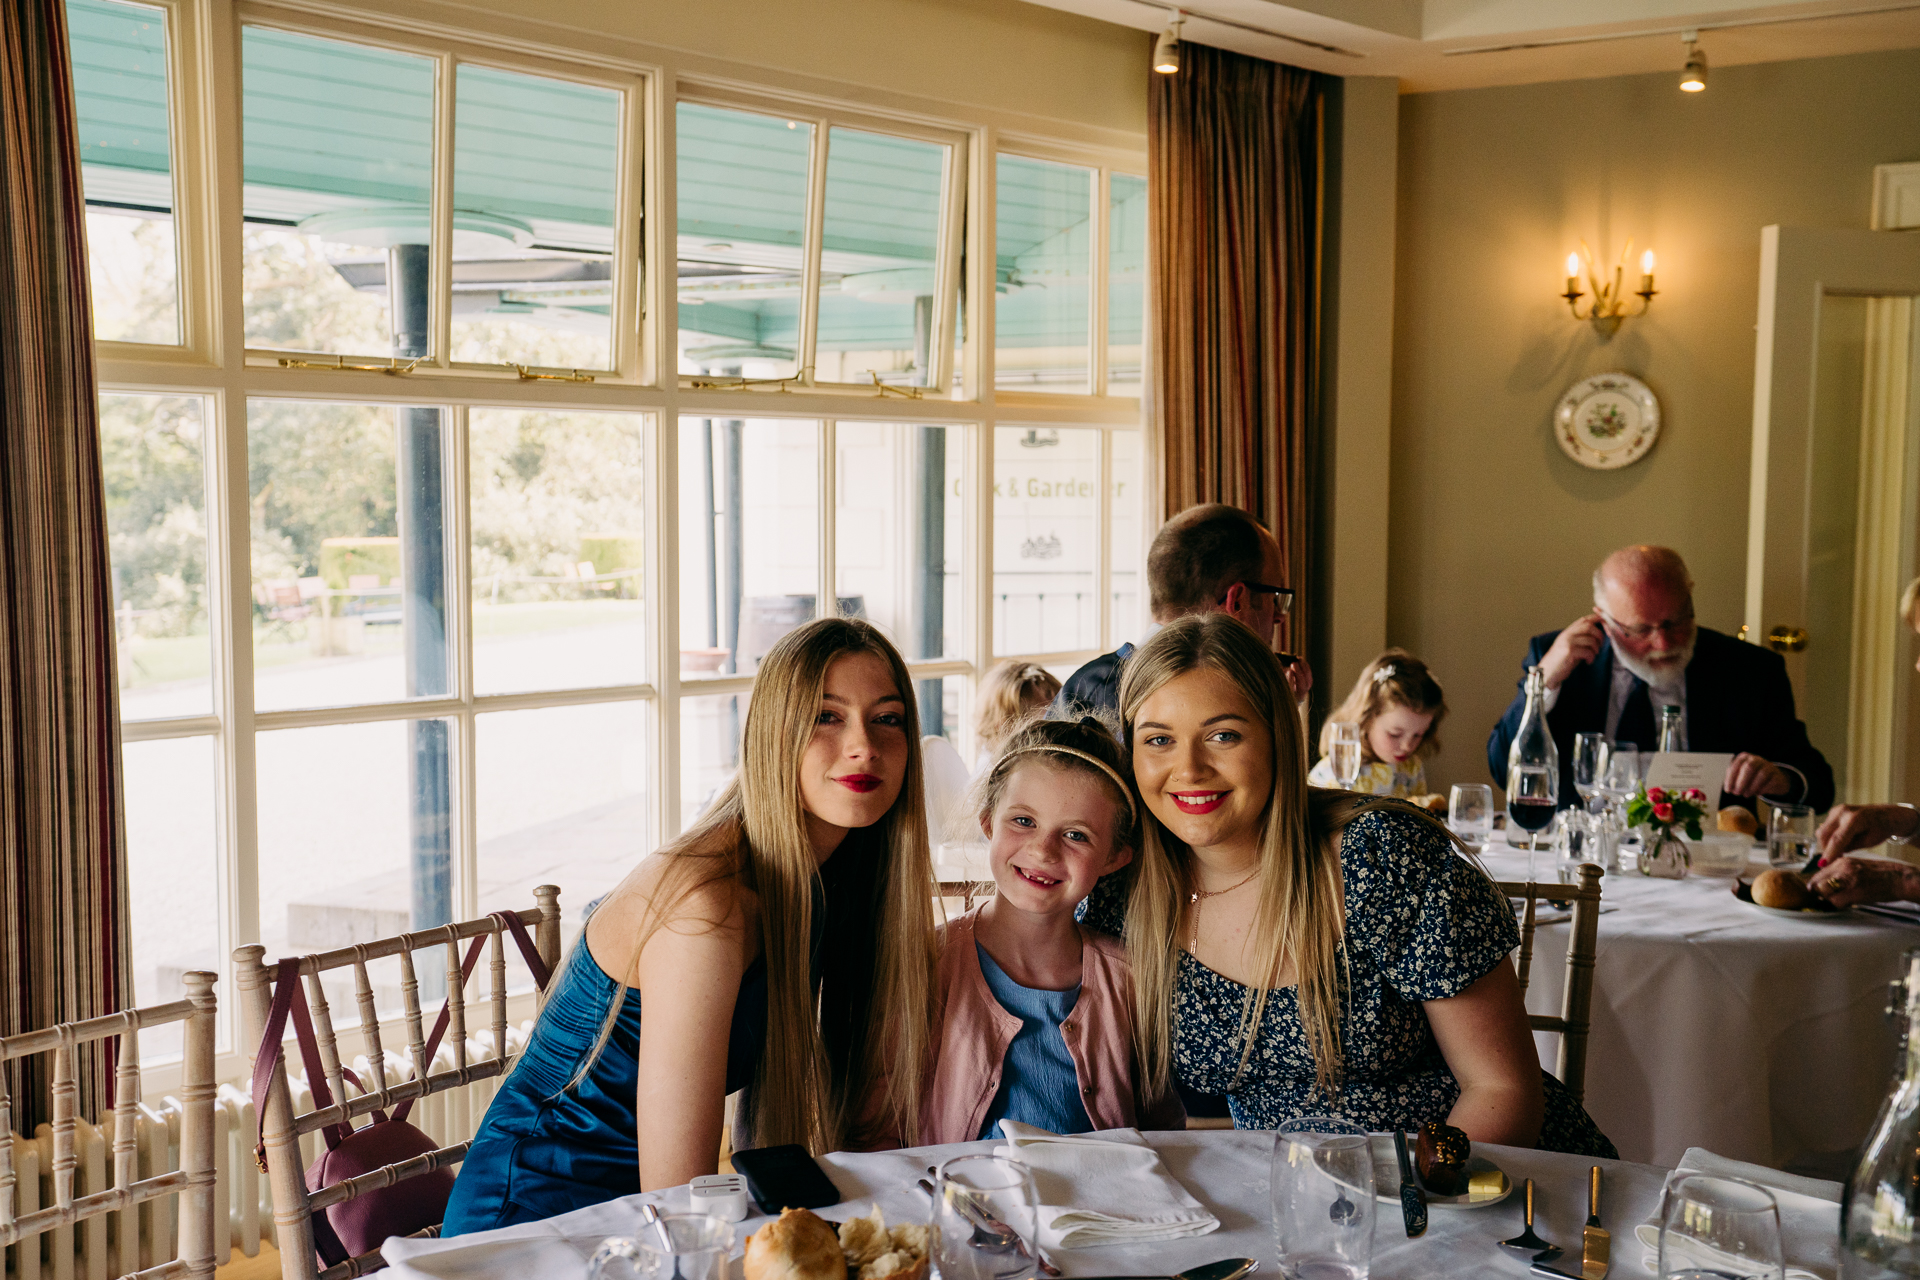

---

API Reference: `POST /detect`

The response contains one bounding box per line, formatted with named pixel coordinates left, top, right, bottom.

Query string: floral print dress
left=1081, top=805, right=1615, bottom=1157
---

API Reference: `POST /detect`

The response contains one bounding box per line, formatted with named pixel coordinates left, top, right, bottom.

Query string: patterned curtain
left=1149, top=42, right=1326, bottom=656
left=1, top=0, right=131, bottom=1128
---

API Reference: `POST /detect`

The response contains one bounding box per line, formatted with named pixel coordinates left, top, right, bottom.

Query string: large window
left=78, top=0, right=1146, bottom=1079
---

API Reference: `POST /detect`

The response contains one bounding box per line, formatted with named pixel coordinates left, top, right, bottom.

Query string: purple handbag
left=251, top=911, right=552, bottom=1267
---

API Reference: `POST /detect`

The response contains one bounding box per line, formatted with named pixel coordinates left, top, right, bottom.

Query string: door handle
left=1766, top=625, right=1808, bottom=653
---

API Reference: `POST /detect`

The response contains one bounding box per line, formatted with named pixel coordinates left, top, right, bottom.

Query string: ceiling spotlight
left=1679, top=31, right=1707, bottom=92
left=1153, top=13, right=1183, bottom=74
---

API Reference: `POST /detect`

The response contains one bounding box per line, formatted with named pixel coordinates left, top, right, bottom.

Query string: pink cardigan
left=919, top=907, right=1186, bottom=1145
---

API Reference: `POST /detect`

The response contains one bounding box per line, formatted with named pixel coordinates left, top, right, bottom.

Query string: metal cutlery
left=1391, top=1129, right=1427, bottom=1238
left=920, top=1164, right=1062, bottom=1278
left=1579, top=1165, right=1610, bottom=1278
left=1078, top=1263, right=1257, bottom=1280
left=1499, top=1178, right=1561, bottom=1261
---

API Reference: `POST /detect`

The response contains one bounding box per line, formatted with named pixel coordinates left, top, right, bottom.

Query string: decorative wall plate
left=1554, top=372, right=1660, bottom=470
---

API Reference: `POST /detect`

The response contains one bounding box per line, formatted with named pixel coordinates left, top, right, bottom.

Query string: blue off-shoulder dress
left=444, top=867, right=837, bottom=1234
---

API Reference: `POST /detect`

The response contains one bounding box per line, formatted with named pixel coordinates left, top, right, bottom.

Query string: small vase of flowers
left=1626, top=785, right=1709, bottom=878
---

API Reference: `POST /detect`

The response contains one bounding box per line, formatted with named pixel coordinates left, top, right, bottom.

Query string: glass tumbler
left=587, top=1213, right=733, bottom=1280
left=1272, top=1117, right=1374, bottom=1279
left=1767, top=802, right=1816, bottom=869
left=933, top=1154, right=1041, bottom=1280
left=1448, top=784, right=1494, bottom=855
left=1656, top=1174, right=1784, bottom=1280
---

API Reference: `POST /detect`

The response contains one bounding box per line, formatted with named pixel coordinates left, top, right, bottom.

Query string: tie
left=1616, top=678, right=1656, bottom=751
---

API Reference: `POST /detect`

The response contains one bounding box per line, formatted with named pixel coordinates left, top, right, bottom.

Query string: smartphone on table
left=729, top=1143, right=843, bottom=1214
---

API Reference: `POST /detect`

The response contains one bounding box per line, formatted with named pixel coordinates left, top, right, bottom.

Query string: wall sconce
left=1562, top=241, right=1657, bottom=338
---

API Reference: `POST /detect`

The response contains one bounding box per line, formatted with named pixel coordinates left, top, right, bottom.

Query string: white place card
left=1643, top=751, right=1733, bottom=797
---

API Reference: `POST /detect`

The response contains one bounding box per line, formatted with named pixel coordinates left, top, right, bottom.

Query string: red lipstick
left=1172, top=791, right=1227, bottom=815
left=834, top=774, right=882, bottom=793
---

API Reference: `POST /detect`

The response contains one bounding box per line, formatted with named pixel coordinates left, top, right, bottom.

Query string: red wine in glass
left=1508, top=797, right=1557, bottom=832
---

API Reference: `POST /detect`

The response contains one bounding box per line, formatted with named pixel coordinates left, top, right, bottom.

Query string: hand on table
left=1722, top=753, right=1790, bottom=799
left=1817, top=803, right=1920, bottom=860
left=1809, top=854, right=1920, bottom=908
left=1537, top=614, right=1604, bottom=690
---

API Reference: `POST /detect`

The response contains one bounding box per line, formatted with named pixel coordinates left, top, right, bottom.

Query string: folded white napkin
left=381, top=1233, right=606, bottom=1280
left=1632, top=1148, right=1843, bottom=1280
left=993, top=1121, right=1219, bottom=1251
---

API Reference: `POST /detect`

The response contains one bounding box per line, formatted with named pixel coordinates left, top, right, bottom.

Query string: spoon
left=638, top=1202, right=676, bottom=1254
left=919, top=1168, right=1063, bottom=1278
left=1328, top=1181, right=1358, bottom=1225
left=1499, top=1179, right=1561, bottom=1261
left=1079, top=1260, right=1259, bottom=1280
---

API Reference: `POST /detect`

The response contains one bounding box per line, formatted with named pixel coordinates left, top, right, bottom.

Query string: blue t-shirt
left=975, top=944, right=1095, bottom=1140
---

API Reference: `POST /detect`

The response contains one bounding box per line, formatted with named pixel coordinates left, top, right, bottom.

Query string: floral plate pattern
left=1554, top=372, right=1660, bottom=470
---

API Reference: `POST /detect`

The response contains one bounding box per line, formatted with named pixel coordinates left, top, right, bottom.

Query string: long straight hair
left=576, top=617, right=937, bottom=1153
left=1120, top=614, right=1389, bottom=1101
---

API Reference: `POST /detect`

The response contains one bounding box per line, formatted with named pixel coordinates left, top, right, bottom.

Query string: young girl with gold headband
left=918, top=714, right=1184, bottom=1142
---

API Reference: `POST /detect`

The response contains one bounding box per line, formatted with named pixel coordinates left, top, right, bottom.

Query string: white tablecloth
left=1481, top=846, right=1910, bottom=1174
left=382, top=1132, right=1693, bottom=1280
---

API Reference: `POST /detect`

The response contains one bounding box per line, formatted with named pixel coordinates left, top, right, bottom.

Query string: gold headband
left=999, top=745, right=1137, bottom=823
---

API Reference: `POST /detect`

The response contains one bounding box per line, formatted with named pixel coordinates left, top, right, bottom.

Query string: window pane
left=993, top=425, right=1099, bottom=654
left=1107, top=173, right=1145, bottom=393
left=101, top=393, right=210, bottom=718
left=1110, top=429, right=1143, bottom=642
left=70, top=0, right=179, bottom=344
left=814, top=128, right=947, bottom=387
left=256, top=718, right=456, bottom=1014
left=124, top=736, right=219, bottom=1058
left=834, top=422, right=962, bottom=661
left=242, top=28, right=434, bottom=358
left=477, top=703, right=648, bottom=957
left=470, top=409, right=646, bottom=695
left=677, top=417, right=819, bottom=679
left=451, top=67, right=621, bottom=371
left=249, top=400, right=452, bottom=711
left=680, top=692, right=743, bottom=826
left=677, top=103, right=812, bottom=380
left=994, top=155, right=1091, bottom=394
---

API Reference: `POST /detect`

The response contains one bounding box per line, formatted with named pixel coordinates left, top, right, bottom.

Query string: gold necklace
left=1188, top=867, right=1259, bottom=953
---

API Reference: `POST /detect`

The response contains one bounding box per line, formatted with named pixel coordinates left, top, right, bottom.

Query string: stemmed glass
left=1329, top=722, right=1363, bottom=790
left=1656, top=1175, right=1785, bottom=1280
left=1272, top=1117, right=1374, bottom=1279
left=933, top=1154, right=1041, bottom=1280
left=1572, top=733, right=1611, bottom=816
left=1507, top=763, right=1558, bottom=853
left=587, top=1214, right=733, bottom=1280
left=1448, top=784, right=1494, bottom=854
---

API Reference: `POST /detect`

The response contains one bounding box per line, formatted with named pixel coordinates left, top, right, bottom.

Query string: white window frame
left=88, top=0, right=1148, bottom=1093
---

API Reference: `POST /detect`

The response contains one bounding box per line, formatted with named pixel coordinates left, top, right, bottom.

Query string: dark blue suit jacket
left=1484, top=626, right=1835, bottom=813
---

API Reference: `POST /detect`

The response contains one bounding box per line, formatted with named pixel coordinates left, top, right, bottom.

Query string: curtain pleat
left=1, top=0, right=131, bottom=1128
left=1149, top=43, right=1325, bottom=653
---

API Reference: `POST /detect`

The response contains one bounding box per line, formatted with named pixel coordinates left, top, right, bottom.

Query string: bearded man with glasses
left=1486, top=544, right=1833, bottom=814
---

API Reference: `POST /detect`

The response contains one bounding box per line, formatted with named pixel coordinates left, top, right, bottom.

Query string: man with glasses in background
left=1053, top=501, right=1311, bottom=716
left=1487, top=544, right=1833, bottom=813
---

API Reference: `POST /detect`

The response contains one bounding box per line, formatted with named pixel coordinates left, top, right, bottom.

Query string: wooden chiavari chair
left=0, top=971, right=219, bottom=1279
left=1498, top=863, right=1604, bottom=1102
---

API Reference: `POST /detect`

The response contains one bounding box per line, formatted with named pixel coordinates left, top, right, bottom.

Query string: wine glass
left=1507, top=763, right=1558, bottom=853
left=933, top=1154, right=1040, bottom=1280
left=1329, top=722, right=1363, bottom=790
left=1572, top=733, right=1610, bottom=815
left=1272, top=1117, right=1373, bottom=1279
left=1657, top=1174, right=1785, bottom=1280
left=1448, top=784, right=1494, bottom=855
left=587, top=1214, right=733, bottom=1280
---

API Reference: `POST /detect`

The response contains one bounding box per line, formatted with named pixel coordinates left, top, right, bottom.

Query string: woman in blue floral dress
left=1087, top=614, right=1612, bottom=1155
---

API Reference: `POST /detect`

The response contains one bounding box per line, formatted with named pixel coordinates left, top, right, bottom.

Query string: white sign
left=1644, top=751, right=1733, bottom=797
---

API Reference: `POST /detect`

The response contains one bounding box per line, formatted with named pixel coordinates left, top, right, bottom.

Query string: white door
left=1748, top=226, right=1920, bottom=805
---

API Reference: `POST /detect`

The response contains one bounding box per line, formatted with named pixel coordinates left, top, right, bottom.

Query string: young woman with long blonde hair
left=1085, top=614, right=1612, bottom=1153
left=444, top=618, right=939, bottom=1230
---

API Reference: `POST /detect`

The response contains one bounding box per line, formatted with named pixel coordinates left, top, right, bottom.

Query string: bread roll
left=1412, top=794, right=1449, bottom=815
left=1717, top=806, right=1758, bottom=836
left=1751, top=868, right=1810, bottom=910
left=745, top=1209, right=845, bottom=1280
left=839, top=1207, right=930, bottom=1280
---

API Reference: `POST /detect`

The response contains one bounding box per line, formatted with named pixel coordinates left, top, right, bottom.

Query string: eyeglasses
left=1598, top=608, right=1694, bottom=643
left=1218, top=581, right=1294, bottom=614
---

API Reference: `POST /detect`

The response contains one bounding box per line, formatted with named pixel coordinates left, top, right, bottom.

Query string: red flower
left=1683, top=787, right=1707, bottom=803
left=1653, top=801, right=1674, bottom=821
left=1646, top=786, right=1668, bottom=804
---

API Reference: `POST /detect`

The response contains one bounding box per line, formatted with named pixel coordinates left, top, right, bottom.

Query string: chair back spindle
left=1496, top=864, right=1604, bottom=1102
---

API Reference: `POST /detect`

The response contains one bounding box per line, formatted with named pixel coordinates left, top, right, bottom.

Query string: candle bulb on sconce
left=1566, top=252, right=1581, bottom=297
left=1640, top=249, right=1657, bottom=296
left=1560, top=241, right=1658, bottom=339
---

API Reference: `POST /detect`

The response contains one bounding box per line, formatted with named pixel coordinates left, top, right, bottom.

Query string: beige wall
left=1388, top=47, right=1920, bottom=795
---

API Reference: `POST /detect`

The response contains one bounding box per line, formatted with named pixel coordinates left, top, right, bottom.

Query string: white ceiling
left=1022, top=0, right=1920, bottom=91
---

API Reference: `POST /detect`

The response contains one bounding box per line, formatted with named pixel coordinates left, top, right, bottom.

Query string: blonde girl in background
left=973, top=660, right=1063, bottom=771
left=444, top=618, right=938, bottom=1229
left=921, top=714, right=1184, bottom=1142
left=1308, top=649, right=1447, bottom=798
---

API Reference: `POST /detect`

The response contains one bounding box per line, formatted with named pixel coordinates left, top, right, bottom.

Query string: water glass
left=1767, top=801, right=1816, bottom=869
left=1329, top=722, right=1363, bottom=789
left=1553, top=807, right=1602, bottom=881
left=1572, top=732, right=1610, bottom=813
left=933, top=1154, right=1040, bottom=1280
left=1448, top=784, right=1494, bottom=853
left=1656, top=1174, right=1785, bottom=1280
left=587, top=1214, right=733, bottom=1280
left=1272, top=1117, right=1374, bottom=1279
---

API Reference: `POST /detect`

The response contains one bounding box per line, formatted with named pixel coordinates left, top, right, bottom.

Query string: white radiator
left=2, top=1024, right=530, bottom=1280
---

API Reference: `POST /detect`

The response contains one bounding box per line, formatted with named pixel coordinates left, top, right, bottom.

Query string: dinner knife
left=1579, top=1165, right=1610, bottom=1279
left=1391, top=1128, right=1427, bottom=1238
